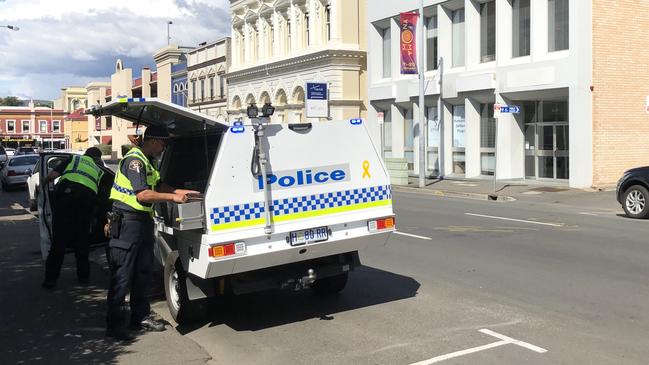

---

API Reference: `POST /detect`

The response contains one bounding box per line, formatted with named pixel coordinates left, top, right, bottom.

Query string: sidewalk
left=393, top=177, right=620, bottom=212
left=0, top=198, right=211, bottom=365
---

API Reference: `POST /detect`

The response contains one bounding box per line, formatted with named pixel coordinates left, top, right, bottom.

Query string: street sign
left=494, top=104, right=520, bottom=117
left=305, top=82, right=328, bottom=118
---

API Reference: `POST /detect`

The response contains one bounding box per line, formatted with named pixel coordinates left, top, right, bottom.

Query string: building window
left=52, top=121, right=60, bottom=132
left=22, top=120, right=30, bottom=133
left=7, top=120, right=15, bottom=133
left=220, top=75, right=225, bottom=98
left=382, top=110, right=392, bottom=159
left=209, top=77, right=214, bottom=99
left=426, top=16, right=438, bottom=71
left=287, top=21, right=292, bottom=52
left=200, top=79, right=205, bottom=101
left=106, top=117, right=112, bottom=130
left=404, top=108, right=414, bottom=171
left=480, top=103, right=496, bottom=175
left=39, top=120, right=48, bottom=133
left=452, top=105, right=466, bottom=174
left=512, top=0, right=531, bottom=57
left=305, top=11, right=310, bottom=46
left=480, top=1, right=496, bottom=62
left=382, top=27, right=391, bottom=78
left=452, top=8, right=465, bottom=67
left=326, top=6, right=331, bottom=41
left=549, top=0, right=569, bottom=52
left=192, top=80, right=196, bottom=103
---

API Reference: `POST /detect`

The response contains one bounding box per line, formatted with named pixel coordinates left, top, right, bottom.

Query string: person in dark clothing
left=105, top=126, right=197, bottom=341
left=42, top=147, right=104, bottom=289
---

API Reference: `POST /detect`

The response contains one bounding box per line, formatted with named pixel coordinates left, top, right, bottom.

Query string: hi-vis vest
left=109, top=147, right=160, bottom=212
left=59, top=155, right=104, bottom=194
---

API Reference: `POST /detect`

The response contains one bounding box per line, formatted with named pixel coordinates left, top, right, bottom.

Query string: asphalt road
left=2, top=183, right=648, bottom=364
left=152, top=190, right=648, bottom=365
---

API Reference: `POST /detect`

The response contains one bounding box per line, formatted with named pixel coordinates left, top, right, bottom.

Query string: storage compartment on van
left=156, top=132, right=224, bottom=229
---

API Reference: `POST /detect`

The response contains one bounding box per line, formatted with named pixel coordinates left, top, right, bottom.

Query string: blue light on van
left=350, top=118, right=363, bottom=125
left=230, top=121, right=245, bottom=133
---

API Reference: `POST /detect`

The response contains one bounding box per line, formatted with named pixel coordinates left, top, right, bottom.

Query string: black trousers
left=106, top=216, right=155, bottom=329
left=44, top=183, right=96, bottom=282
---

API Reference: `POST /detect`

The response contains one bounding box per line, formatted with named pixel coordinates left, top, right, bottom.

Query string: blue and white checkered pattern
left=112, top=182, right=135, bottom=196
left=210, top=185, right=391, bottom=226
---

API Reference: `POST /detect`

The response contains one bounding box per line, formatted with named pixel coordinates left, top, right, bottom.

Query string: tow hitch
left=280, top=269, right=317, bottom=291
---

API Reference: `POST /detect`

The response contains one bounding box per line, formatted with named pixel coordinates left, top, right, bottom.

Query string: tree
left=0, top=96, right=22, bottom=106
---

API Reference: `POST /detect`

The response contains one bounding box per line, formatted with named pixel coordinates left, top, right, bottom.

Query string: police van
left=85, top=98, right=395, bottom=324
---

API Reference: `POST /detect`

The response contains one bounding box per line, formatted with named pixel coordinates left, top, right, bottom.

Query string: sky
left=0, top=0, right=230, bottom=101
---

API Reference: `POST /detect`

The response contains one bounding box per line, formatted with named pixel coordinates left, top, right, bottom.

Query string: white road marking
left=465, top=213, right=564, bottom=227
left=394, top=231, right=433, bottom=240
left=410, top=340, right=508, bottom=365
left=578, top=212, right=598, bottom=216
left=478, top=328, right=547, bottom=353
left=410, top=329, right=547, bottom=365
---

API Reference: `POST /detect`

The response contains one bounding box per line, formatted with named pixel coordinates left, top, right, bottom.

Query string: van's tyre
left=623, top=185, right=649, bottom=219
left=164, top=251, right=208, bottom=325
left=312, top=272, right=349, bottom=296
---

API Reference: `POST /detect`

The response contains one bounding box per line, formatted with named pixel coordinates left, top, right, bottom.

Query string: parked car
left=15, top=147, right=37, bottom=155
left=0, top=145, right=7, bottom=167
left=616, top=166, right=649, bottom=219
left=1, top=154, right=39, bottom=190
left=5, top=148, right=16, bottom=156
left=26, top=151, right=84, bottom=211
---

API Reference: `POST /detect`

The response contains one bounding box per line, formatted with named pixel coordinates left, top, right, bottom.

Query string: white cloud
left=0, top=0, right=231, bottom=100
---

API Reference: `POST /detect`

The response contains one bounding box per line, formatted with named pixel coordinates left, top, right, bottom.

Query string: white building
left=367, top=0, right=593, bottom=187
left=227, top=0, right=367, bottom=124
left=187, top=38, right=231, bottom=122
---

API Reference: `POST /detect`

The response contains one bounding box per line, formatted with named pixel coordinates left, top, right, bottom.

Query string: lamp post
left=167, top=21, right=173, bottom=45
left=1, top=25, right=19, bottom=31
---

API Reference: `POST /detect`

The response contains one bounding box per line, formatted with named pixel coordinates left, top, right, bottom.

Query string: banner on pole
left=399, top=12, right=419, bottom=75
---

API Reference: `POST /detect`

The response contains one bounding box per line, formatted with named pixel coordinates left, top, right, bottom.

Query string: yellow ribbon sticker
left=362, top=160, right=371, bottom=179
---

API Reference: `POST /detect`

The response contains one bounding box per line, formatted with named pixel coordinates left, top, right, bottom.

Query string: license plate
left=289, top=226, right=329, bottom=246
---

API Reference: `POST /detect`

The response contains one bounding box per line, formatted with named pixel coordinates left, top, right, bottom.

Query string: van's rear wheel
left=164, top=251, right=208, bottom=324
left=312, top=272, right=349, bottom=296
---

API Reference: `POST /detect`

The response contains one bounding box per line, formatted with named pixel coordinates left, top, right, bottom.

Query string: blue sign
left=306, top=83, right=328, bottom=100
left=499, top=105, right=521, bottom=114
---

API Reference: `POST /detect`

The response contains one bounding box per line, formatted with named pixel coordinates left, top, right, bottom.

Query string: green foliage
left=121, top=144, right=133, bottom=157
left=0, top=96, right=22, bottom=106
left=95, top=144, right=112, bottom=156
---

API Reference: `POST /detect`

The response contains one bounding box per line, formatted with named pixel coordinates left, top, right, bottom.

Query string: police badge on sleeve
left=128, top=159, right=143, bottom=174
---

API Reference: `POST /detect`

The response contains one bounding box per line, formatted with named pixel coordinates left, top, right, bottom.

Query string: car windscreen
left=8, top=156, right=39, bottom=166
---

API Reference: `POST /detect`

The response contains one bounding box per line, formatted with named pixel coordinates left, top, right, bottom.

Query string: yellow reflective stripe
left=210, top=199, right=392, bottom=232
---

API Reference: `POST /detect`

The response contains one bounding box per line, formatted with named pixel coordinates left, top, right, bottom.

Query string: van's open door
left=86, top=98, right=228, bottom=134
left=38, top=153, right=115, bottom=260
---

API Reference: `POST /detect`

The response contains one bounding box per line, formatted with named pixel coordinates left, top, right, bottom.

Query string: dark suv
left=616, top=166, right=649, bottom=219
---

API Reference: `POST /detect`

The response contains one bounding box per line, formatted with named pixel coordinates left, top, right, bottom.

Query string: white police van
left=89, top=98, right=395, bottom=324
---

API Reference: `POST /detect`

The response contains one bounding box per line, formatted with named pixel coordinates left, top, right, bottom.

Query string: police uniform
left=105, top=145, right=162, bottom=334
left=44, top=153, right=104, bottom=286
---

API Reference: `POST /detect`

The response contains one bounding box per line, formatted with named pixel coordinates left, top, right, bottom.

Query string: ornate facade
left=228, top=0, right=367, bottom=123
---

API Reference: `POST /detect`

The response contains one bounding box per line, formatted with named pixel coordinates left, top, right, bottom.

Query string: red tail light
left=7, top=170, right=17, bottom=177
left=208, top=242, right=246, bottom=258
left=368, top=216, right=396, bottom=232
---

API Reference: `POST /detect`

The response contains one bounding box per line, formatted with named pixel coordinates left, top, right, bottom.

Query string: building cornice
left=187, top=56, right=227, bottom=72
left=226, top=49, right=366, bottom=81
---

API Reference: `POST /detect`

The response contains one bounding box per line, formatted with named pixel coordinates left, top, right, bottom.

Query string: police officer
left=42, top=147, right=104, bottom=289
left=105, top=125, right=197, bottom=341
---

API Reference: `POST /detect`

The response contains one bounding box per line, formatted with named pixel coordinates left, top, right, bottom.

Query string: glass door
left=452, top=105, right=466, bottom=174
left=529, top=124, right=569, bottom=180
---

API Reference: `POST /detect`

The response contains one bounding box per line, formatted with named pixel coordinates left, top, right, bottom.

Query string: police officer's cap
left=143, top=125, right=170, bottom=140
